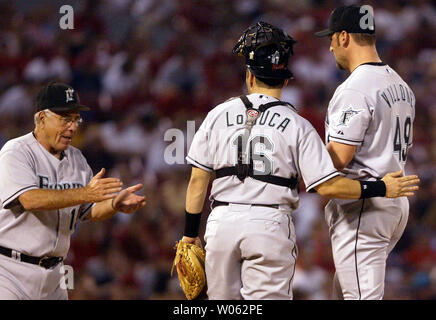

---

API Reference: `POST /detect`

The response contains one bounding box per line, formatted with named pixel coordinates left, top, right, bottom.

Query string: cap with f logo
left=36, top=82, right=90, bottom=112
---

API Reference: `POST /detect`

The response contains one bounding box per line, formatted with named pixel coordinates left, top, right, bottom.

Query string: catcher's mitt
left=171, top=241, right=206, bottom=300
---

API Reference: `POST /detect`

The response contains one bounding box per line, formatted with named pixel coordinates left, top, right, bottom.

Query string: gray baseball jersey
left=0, top=132, right=94, bottom=259
left=325, top=63, right=415, bottom=181
left=324, top=62, right=415, bottom=300
left=187, top=93, right=341, bottom=207
left=187, top=93, right=341, bottom=299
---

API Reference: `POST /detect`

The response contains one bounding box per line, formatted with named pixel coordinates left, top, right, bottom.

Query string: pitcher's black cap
left=36, top=82, right=90, bottom=112
left=315, top=5, right=376, bottom=38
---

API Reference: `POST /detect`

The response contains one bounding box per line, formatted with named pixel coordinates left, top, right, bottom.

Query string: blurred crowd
left=0, top=0, right=435, bottom=300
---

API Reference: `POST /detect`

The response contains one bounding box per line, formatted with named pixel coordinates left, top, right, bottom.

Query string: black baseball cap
left=315, top=5, right=376, bottom=38
left=36, top=82, right=90, bottom=112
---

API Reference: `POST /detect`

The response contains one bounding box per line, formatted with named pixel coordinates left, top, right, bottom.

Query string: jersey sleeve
left=0, top=150, right=39, bottom=209
left=327, top=89, right=373, bottom=146
left=78, top=162, right=95, bottom=221
left=186, top=115, right=214, bottom=172
left=297, top=129, right=342, bottom=192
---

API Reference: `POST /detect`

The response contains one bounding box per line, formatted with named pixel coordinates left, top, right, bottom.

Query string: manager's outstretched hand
left=85, top=168, right=123, bottom=203
left=112, top=183, right=146, bottom=213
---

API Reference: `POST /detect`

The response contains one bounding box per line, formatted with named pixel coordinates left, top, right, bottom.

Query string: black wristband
left=184, top=210, right=202, bottom=237
left=359, top=180, right=386, bottom=199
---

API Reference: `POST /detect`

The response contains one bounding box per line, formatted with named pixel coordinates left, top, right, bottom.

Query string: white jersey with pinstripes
left=0, top=132, right=94, bottom=258
left=187, top=93, right=341, bottom=207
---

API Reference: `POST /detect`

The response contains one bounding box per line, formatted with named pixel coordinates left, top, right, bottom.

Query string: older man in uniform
left=0, top=82, right=146, bottom=299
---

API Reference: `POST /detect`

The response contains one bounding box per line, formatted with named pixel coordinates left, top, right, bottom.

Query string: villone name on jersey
left=380, top=83, right=414, bottom=109
left=226, top=110, right=291, bottom=133
left=38, top=175, right=84, bottom=190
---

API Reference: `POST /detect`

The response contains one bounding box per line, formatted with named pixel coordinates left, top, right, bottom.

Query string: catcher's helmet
left=232, top=21, right=296, bottom=80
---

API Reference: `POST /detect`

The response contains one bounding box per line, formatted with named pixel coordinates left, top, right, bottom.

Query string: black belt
left=0, top=246, right=63, bottom=269
left=212, top=200, right=280, bottom=209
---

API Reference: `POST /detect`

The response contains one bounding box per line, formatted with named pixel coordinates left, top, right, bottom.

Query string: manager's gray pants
left=0, top=254, right=68, bottom=300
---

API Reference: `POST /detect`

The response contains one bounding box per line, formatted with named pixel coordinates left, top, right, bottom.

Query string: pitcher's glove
left=171, top=241, right=206, bottom=300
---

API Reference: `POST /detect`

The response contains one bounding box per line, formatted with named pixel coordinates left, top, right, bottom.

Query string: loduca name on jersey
left=226, top=111, right=291, bottom=132
left=38, top=175, right=84, bottom=190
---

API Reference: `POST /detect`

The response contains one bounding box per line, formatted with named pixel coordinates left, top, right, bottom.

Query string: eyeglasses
left=45, top=110, right=83, bottom=127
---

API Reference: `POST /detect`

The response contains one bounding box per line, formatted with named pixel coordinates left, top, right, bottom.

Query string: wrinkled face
left=39, top=110, right=82, bottom=155
left=329, top=32, right=347, bottom=70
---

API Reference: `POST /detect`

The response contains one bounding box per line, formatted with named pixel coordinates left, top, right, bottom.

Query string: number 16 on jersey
left=232, top=133, right=275, bottom=175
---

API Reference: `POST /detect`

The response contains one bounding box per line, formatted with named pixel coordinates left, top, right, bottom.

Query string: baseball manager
left=0, top=81, right=146, bottom=299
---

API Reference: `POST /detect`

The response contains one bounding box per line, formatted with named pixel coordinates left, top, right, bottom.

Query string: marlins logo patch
left=65, top=88, right=75, bottom=103
left=337, top=107, right=362, bottom=127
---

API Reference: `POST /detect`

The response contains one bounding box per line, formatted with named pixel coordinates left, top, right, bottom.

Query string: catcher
left=173, top=21, right=419, bottom=300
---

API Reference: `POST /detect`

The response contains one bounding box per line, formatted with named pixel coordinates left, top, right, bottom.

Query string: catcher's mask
left=232, top=21, right=297, bottom=80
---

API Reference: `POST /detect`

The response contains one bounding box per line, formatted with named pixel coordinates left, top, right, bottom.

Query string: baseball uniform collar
left=249, top=93, right=280, bottom=103
left=352, top=61, right=386, bottom=73
left=358, top=62, right=386, bottom=67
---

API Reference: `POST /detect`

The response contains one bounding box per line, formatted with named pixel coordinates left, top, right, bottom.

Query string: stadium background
left=0, top=0, right=434, bottom=299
